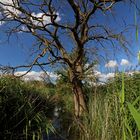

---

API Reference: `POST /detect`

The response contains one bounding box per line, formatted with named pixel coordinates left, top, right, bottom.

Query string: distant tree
left=0, top=0, right=138, bottom=117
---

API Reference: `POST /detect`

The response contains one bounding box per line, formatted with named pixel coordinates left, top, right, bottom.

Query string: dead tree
left=0, top=0, right=134, bottom=117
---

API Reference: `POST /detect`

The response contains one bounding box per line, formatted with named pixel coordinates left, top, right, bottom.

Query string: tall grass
left=76, top=92, right=121, bottom=140
left=0, top=76, right=57, bottom=140
left=0, top=72, right=140, bottom=140
left=74, top=72, right=140, bottom=140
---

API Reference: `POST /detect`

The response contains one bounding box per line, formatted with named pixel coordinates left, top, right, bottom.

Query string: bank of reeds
left=76, top=72, right=140, bottom=140
left=0, top=72, right=140, bottom=140
left=0, top=76, right=57, bottom=140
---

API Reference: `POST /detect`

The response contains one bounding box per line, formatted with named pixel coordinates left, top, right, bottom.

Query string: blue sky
left=0, top=0, right=140, bottom=74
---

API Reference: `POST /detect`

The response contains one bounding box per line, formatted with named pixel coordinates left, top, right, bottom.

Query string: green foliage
left=0, top=76, right=56, bottom=140
left=75, top=72, right=140, bottom=140
left=99, top=73, right=140, bottom=102
left=128, top=102, right=140, bottom=131
left=0, top=72, right=140, bottom=140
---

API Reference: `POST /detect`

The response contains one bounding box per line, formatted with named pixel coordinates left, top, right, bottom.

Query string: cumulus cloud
left=94, top=70, right=101, bottom=77
left=0, top=0, right=21, bottom=18
left=31, top=12, right=61, bottom=26
left=15, top=71, right=58, bottom=82
left=17, top=12, right=61, bottom=33
left=105, top=60, right=118, bottom=68
left=0, top=1, right=61, bottom=27
left=87, top=71, right=116, bottom=85
left=105, top=73, right=115, bottom=80
left=120, top=59, right=130, bottom=66
left=85, top=68, right=116, bottom=84
left=97, top=72, right=115, bottom=83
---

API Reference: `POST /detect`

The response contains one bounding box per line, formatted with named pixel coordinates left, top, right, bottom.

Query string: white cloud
left=120, top=59, right=130, bottom=66
left=87, top=72, right=116, bottom=85
left=0, top=0, right=21, bottom=18
left=17, top=25, right=29, bottom=33
left=15, top=71, right=58, bottom=82
left=0, top=21, right=5, bottom=26
left=17, top=12, right=61, bottom=33
left=94, top=70, right=101, bottom=77
left=106, top=73, right=115, bottom=79
left=98, top=72, right=115, bottom=82
left=0, top=1, right=61, bottom=26
left=85, top=68, right=115, bottom=84
left=31, top=12, right=61, bottom=26
left=105, top=60, right=118, bottom=68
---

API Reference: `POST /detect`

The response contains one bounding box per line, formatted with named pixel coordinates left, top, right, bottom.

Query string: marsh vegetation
left=0, top=72, right=140, bottom=140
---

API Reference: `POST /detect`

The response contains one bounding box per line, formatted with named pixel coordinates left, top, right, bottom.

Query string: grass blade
left=127, top=103, right=140, bottom=131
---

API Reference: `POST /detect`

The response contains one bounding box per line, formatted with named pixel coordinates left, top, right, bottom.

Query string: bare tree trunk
left=72, top=77, right=87, bottom=117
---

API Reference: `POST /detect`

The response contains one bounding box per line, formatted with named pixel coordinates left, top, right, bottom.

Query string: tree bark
left=71, top=76, right=87, bottom=117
